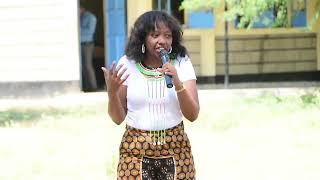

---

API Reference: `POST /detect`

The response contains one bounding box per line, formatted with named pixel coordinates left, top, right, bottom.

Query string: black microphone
left=159, top=48, right=173, bottom=88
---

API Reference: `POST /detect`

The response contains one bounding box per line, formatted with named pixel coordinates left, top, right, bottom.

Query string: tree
left=180, top=0, right=320, bottom=29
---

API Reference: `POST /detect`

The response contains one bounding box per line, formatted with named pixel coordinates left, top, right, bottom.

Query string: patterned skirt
left=117, top=122, right=196, bottom=180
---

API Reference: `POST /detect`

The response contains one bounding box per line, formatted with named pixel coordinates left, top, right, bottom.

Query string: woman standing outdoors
left=102, top=10, right=200, bottom=180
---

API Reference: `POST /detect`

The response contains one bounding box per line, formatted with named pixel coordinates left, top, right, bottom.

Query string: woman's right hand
left=101, top=61, right=129, bottom=95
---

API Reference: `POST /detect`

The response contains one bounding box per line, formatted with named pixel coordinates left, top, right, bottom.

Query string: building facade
left=0, top=0, right=79, bottom=96
left=0, top=0, right=319, bottom=96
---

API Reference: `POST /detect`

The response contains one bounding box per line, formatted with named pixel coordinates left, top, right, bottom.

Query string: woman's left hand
left=158, top=63, right=182, bottom=86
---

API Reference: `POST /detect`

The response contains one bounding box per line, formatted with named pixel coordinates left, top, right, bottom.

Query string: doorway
left=79, top=0, right=105, bottom=91
left=79, top=0, right=127, bottom=92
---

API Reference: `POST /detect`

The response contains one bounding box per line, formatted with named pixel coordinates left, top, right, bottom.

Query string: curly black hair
left=125, top=10, right=188, bottom=62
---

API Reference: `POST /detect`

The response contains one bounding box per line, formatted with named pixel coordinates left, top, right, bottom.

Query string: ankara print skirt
left=117, top=122, right=196, bottom=180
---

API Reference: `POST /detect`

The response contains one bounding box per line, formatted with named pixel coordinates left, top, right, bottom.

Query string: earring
left=141, top=44, right=145, bottom=54
left=168, top=46, right=172, bottom=54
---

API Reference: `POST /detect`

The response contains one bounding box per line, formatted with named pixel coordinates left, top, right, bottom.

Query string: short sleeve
left=175, top=55, right=197, bottom=82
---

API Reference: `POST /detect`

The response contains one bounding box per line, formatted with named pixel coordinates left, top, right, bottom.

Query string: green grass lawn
left=1, top=89, right=320, bottom=180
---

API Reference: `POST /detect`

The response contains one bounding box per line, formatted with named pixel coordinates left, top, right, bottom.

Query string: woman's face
left=145, top=22, right=173, bottom=59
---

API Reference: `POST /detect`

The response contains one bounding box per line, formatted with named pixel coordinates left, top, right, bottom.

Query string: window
left=187, top=10, right=214, bottom=28
left=153, top=0, right=215, bottom=28
left=291, top=0, right=306, bottom=27
left=152, top=0, right=185, bottom=24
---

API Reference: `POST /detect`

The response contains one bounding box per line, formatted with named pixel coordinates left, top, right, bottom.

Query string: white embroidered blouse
left=116, top=55, right=196, bottom=130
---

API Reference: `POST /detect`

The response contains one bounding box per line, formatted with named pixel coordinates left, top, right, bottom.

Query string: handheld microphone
left=159, top=48, right=173, bottom=88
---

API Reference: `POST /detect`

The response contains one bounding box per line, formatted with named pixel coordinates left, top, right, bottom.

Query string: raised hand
left=101, top=61, right=129, bottom=94
left=158, top=62, right=181, bottom=87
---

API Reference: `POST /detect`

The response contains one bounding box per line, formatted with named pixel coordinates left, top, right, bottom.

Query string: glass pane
left=291, top=0, right=306, bottom=27
left=152, top=0, right=168, bottom=12
left=188, top=11, right=214, bottom=28
left=152, top=0, right=185, bottom=25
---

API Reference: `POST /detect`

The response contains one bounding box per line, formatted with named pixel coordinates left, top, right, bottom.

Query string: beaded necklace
left=135, top=62, right=163, bottom=79
left=135, top=59, right=176, bottom=145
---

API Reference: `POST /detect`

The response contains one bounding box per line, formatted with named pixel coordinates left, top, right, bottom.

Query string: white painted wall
left=0, top=0, right=80, bottom=82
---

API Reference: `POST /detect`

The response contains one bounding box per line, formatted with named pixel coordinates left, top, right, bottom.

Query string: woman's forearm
left=108, top=93, right=126, bottom=125
left=175, top=81, right=200, bottom=122
left=177, top=90, right=200, bottom=121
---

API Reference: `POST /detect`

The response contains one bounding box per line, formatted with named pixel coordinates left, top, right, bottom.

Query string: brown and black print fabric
left=117, top=122, right=196, bottom=180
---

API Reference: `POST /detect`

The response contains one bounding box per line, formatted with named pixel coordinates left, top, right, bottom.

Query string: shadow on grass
left=0, top=108, right=68, bottom=126
left=0, top=103, right=106, bottom=126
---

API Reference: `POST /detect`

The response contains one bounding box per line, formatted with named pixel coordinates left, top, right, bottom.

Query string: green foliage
left=0, top=110, right=42, bottom=123
left=272, top=0, right=288, bottom=27
left=226, top=0, right=276, bottom=28
left=0, top=103, right=105, bottom=126
left=308, top=0, right=320, bottom=30
left=180, top=0, right=319, bottom=29
left=245, top=89, right=320, bottom=109
left=207, top=89, right=320, bottom=132
left=300, top=93, right=320, bottom=107
left=180, top=0, right=220, bottom=11
left=0, top=108, right=67, bottom=126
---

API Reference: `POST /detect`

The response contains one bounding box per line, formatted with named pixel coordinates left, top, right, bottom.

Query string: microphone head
left=159, top=48, right=168, bottom=56
left=159, top=48, right=169, bottom=64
